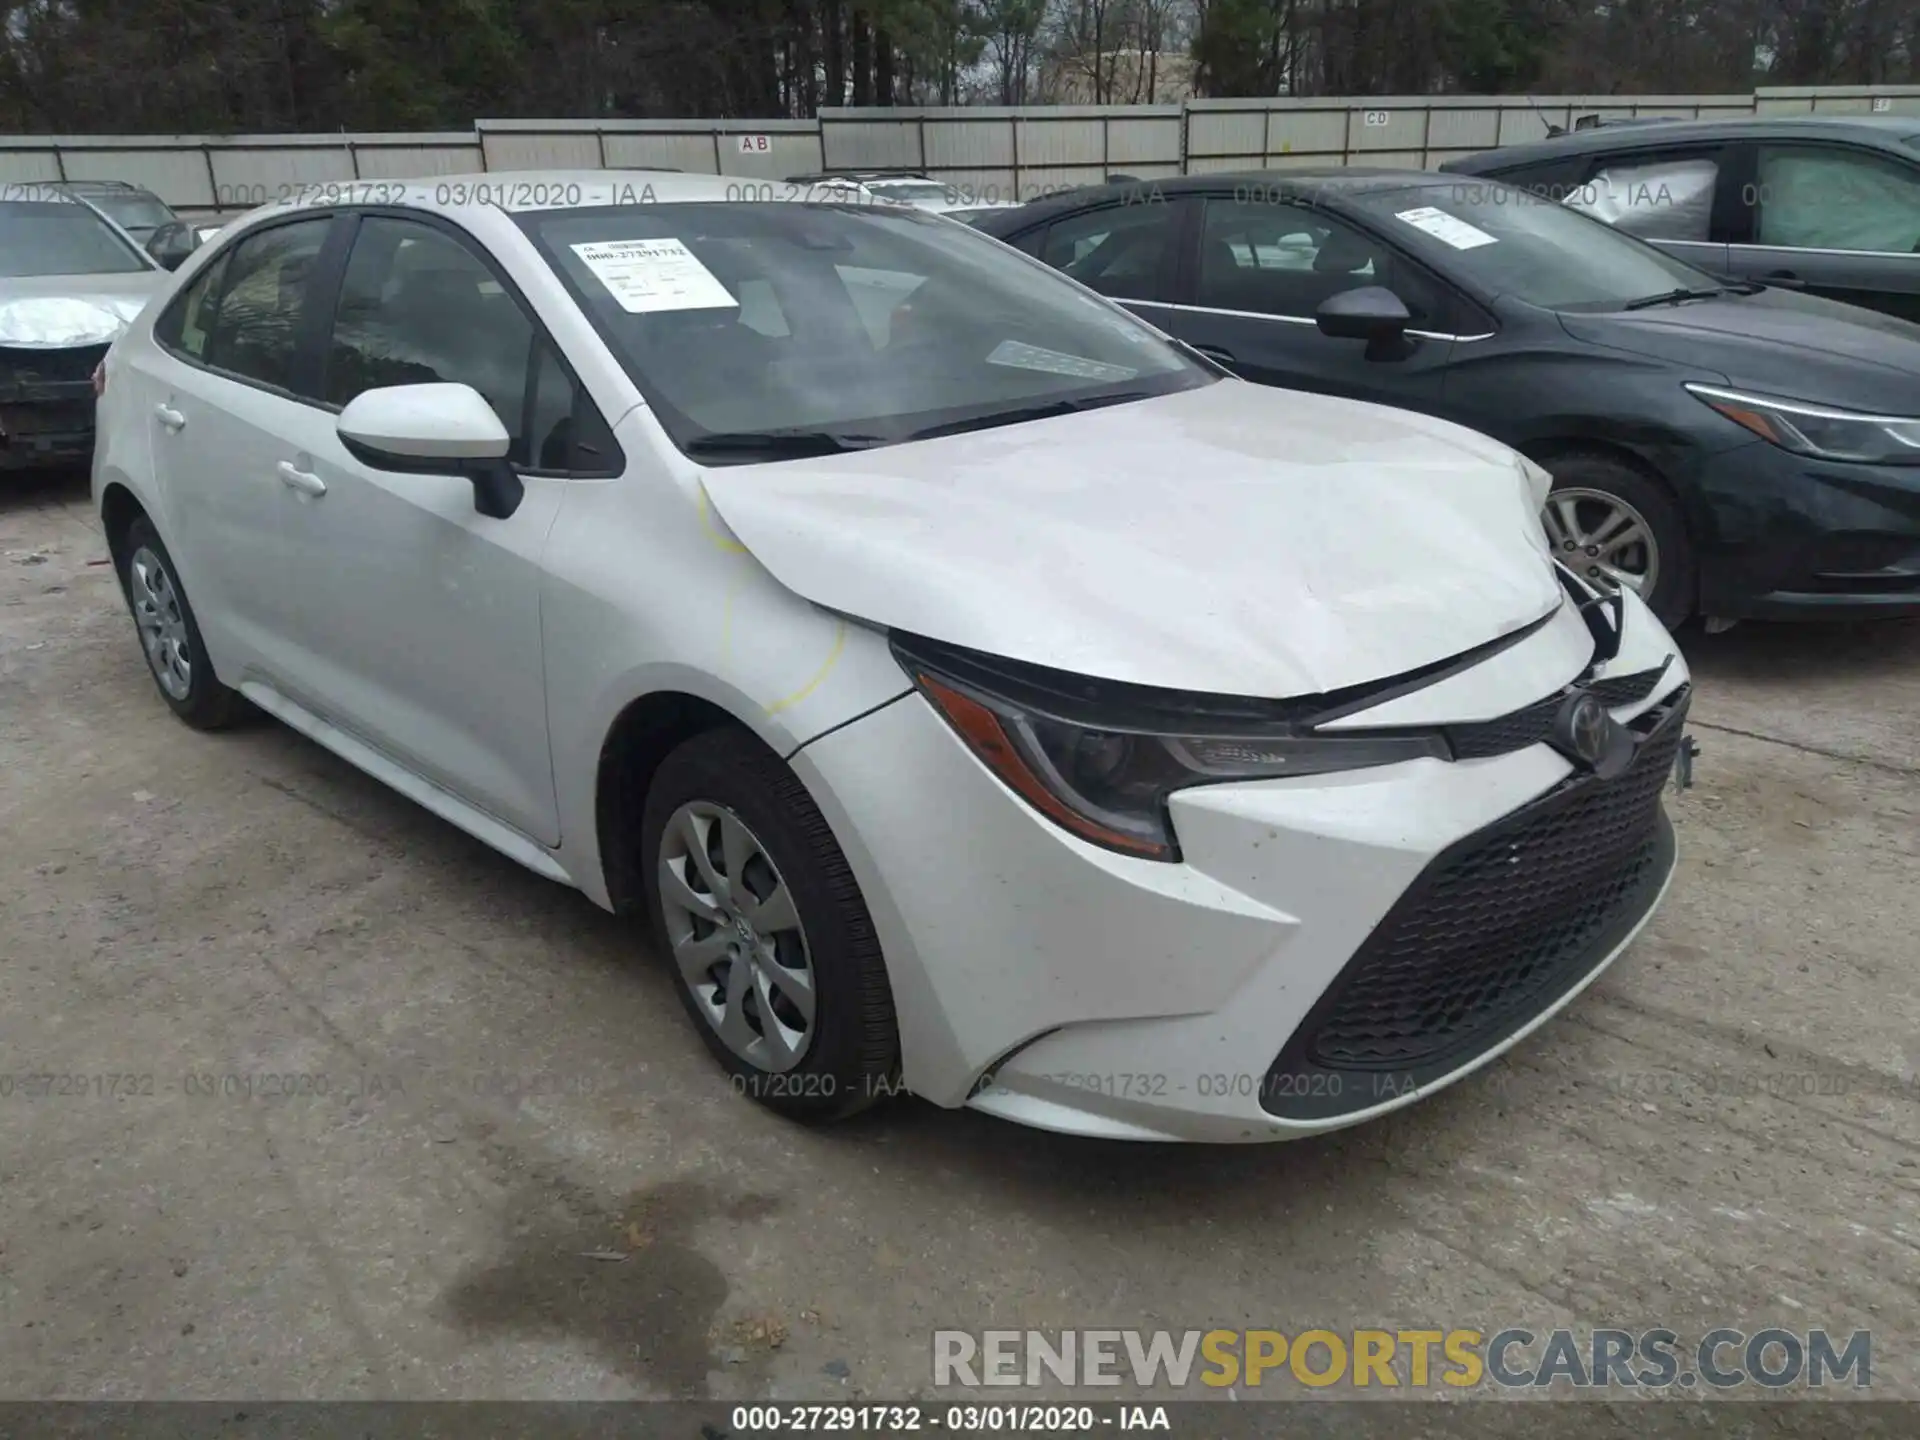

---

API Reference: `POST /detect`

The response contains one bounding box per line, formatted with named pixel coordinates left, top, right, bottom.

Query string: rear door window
left=155, top=251, right=232, bottom=361
left=1039, top=202, right=1182, bottom=300
left=1565, top=152, right=1720, bottom=242
left=200, top=218, right=333, bottom=394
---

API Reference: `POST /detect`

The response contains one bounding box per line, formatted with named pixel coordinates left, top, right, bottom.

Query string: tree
left=980, top=0, right=1046, bottom=102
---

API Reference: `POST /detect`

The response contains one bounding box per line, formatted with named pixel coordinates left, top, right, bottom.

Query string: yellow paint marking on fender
left=697, top=485, right=750, bottom=554
left=764, top=620, right=847, bottom=717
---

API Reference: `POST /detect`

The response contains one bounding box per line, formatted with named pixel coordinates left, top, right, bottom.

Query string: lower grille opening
left=1261, top=687, right=1688, bottom=1121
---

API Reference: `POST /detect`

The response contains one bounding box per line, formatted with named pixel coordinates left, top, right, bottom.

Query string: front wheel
left=640, top=728, right=900, bottom=1120
left=1538, top=453, right=1695, bottom=627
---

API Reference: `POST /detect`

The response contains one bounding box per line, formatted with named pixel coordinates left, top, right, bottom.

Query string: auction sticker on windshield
left=1394, top=206, right=1498, bottom=250
left=987, top=340, right=1138, bottom=383
left=570, top=238, right=737, bottom=313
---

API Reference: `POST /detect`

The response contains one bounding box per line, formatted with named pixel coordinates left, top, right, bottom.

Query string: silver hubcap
left=129, top=546, right=192, bottom=700
left=658, top=801, right=816, bottom=1072
left=1541, top=488, right=1658, bottom=597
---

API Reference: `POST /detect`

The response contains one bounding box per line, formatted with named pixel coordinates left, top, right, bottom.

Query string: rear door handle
left=154, top=404, right=186, bottom=432
left=276, top=460, right=327, bottom=497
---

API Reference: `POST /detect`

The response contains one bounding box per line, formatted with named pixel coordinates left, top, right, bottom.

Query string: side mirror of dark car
left=144, top=221, right=197, bottom=271
left=1316, top=286, right=1412, bottom=357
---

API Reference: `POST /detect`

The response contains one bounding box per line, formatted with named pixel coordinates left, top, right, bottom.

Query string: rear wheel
left=117, top=516, right=246, bottom=729
left=1538, top=453, right=1694, bottom=627
left=640, top=728, right=899, bottom=1120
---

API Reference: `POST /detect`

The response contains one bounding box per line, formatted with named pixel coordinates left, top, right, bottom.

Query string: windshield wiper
left=683, top=429, right=889, bottom=461
left=1622, top=285, right=1733, bottom=311
left=906, top=390, right=1157, bottom=443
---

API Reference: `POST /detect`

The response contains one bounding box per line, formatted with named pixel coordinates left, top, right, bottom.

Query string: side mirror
left=144, top=221, right=197, bottom=271
left=337, top=383, right=523, bottom=519
left=1315, top=286, right=1414, bottom=359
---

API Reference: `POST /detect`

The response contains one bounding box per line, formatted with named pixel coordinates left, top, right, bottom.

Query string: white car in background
left=92, top=172, right=1692, bottom=1143
left=1, top=184, right=166, bottom=471
left=785, top=169, right=1024, bottom=224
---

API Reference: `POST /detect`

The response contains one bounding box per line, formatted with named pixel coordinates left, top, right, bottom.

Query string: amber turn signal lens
left=916, top=674, right=1169, bottom=859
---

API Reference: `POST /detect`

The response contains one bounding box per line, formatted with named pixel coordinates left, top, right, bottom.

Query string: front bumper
left=1, top=343, right=107, bottom=470
left=1694, top=439, right=1920, bottom=620
left=792, top=618, right=1691, bottom=1143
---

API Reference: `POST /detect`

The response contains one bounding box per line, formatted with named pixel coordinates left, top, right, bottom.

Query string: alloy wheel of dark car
left=1539, top=454, right=1695, bottom=625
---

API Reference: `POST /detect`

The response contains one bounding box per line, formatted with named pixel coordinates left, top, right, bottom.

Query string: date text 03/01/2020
left=729, top=1405, right=1173, bottom=1433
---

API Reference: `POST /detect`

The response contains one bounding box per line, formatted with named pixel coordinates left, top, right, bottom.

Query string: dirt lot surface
left=2, top=470, right=1915, bottom=1417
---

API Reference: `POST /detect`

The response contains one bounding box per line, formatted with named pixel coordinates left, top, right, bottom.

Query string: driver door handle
left=276, top=460, right=327, bottom=497
left=154, top=404, right=186, bottom=432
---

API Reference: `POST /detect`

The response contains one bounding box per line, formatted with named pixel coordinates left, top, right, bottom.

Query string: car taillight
left=91, top=361, right=106, bottom=398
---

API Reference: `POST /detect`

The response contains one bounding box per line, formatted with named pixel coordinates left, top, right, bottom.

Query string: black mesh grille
left=0, top=342, right=109, bottom=388
left=1444, top=665, right=1668, bottom=760
left=1263, top=689, right=1687, bottom=1118
left=1588, top=666, right=1669, bottom=706
left=1446, top=692, right=1563, bottom=760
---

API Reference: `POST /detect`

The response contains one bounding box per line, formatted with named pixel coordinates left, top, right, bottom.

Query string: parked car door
left=1560, top=143, right=1733, bottom=276
left=141, top=214, right=337, bottom=680
left=1137, top=196, right=1467, bottom=409
left=1718, top=141, right=1920, bottom=322
left=266, top=212, right=612, bottom=847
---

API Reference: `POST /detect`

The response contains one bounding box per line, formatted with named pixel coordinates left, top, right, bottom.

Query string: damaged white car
left=92, top=173, right=1694, bottom=1142
left=2, top=184, right=165, bottom=471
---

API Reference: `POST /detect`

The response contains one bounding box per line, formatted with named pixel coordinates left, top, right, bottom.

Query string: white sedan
left=92, top=171, right=1692, bottom=1142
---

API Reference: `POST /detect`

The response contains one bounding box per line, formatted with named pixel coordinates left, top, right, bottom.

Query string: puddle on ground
left=441, top=1173, right=782, bottom=1396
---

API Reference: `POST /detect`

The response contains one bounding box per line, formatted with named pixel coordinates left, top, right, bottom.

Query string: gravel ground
left=2, top=468, right=1915, bottom=1415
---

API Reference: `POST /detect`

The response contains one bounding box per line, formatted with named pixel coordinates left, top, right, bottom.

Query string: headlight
left=893, top=635, right=1448, bottom=861
left=1687, top=384, right=1920, bottom=465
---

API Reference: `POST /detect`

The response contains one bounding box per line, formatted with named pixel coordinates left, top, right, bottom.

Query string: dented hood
left=0, top=271, right=165, bottom=348
left=701, top=379, right=1561, bottom=698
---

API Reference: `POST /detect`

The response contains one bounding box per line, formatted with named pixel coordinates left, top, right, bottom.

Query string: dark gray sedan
left=975, top=169, right=1920, bottom=627
left=1440, top=115, right=1920, bottom=323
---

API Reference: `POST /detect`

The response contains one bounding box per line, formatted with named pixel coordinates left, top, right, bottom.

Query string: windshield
left=522, top=201, right=1210, bottom=459
left=866, top=181, right=952, bottom=203
left=1346, top=181, right=1719, bottom=312
left=0, top=200, right=150, bottom=277
left=91, top=194, right=175, bottom=235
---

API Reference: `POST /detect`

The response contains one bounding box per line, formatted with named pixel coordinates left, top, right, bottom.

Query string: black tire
left=1540, top=452, right=1695, bottom=627
left=116, top=515, right=247, bottom=730
left=640, top=727, right=900, bottom=1121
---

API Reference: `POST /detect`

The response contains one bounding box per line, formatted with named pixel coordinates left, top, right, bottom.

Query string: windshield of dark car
left=0, top=200, right=151, bottom=277
left=91, top=194, right=176, bottom=234
left=522, top=201, right=1210, bottom=454
left=1347, top=181, right=1718, bottom=312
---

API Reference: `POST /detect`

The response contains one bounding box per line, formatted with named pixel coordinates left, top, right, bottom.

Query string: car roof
left=1442, top=113, right=1920, bottom=173
left=52, top=179, right=157, bottom=195
left=788, top=170, right=935, bottom=182
left=968, top=168, right=1448, bottom=236
left=2, top=183, right=94, bottom=204
left=236, top=169, right=891, bottom=223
